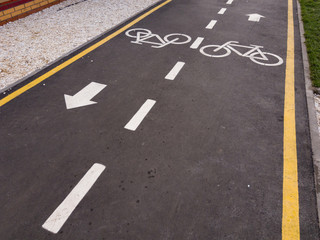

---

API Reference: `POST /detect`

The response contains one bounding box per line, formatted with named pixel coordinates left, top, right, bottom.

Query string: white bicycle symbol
left=125, top=28, right=192, bottom=48
left=200, top=41, right=283, bottom=66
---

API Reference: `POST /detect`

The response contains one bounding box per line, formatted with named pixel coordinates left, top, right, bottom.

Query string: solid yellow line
left=282, top=0, right=300, bottom=237
left=0, top=0, right=172, bottom=107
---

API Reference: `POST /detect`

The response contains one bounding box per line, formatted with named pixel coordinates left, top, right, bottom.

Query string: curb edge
left=297, top=0, right=320, bottom=228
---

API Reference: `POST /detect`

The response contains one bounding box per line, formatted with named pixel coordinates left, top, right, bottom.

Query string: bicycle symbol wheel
left=125, top=28, right=152, bottom=38
left=249, top=52, right=283, bottom=66
left=199, top=45, right=231, bottom=58
left=164, top=33, right=192, bottom=45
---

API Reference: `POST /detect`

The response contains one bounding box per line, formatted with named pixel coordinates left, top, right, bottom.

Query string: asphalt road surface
left=0, top=0, right=319, bottom=239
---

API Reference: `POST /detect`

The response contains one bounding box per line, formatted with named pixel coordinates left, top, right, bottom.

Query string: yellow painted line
left=0, top=0, right=172, bottom=107
left=282, top=0, right=300, bottom=237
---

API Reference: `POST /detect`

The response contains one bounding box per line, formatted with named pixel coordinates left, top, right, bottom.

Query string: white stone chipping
left=314, top=94, right=320, bottom=135
left=0, top=0, right=158, bottom=89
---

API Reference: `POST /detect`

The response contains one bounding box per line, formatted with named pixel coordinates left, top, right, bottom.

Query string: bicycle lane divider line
left=205, top=20, right=217, bottom=29
left=0, top=0, right=172, bottom=108
left=190, top=37, right=204, bottom=49
left=165, top=61, right=185, bottom=80
left=218, top=8, right=227, bottom=14
left=42, top=163, right=106, bottom=234
left=282, top=0, right=299, bottom=236
left=124, top=99, right=156, bottom=131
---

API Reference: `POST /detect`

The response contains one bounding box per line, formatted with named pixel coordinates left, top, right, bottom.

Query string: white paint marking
left=226, top=0, right=233, bottom=4
left=218, top=8, right=227, bottom=14
left=190, top=37, right=204, bottom=49
left=64, top=82, right=107, bottom=109
left=124, top=99, right=156, bottom=131
left=246, top=13, right=265, bottom=22
left=42, top=163, right=106, bottom=234
left=205, top=20, right=217, bottom=29
left=165, top=61, right=185, bottom=80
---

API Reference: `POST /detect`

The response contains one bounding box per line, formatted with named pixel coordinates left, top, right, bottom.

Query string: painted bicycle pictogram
left=200, top=41, right=283, bottom=66
left=125, top=28, right=283, bottom=66
left=125, top=28, right=192, bottom=48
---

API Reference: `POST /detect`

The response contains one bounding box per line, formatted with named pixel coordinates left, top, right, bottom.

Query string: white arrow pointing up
left=246, top=13, right=265, bottom=22
left=64, top=82, right=107, bottom=109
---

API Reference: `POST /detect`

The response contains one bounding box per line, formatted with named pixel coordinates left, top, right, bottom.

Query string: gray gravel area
left=0, top=0, right=158, bottom=90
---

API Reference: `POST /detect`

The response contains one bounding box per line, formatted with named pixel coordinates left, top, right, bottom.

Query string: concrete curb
left=297, top=0, right=320, bottom=227
left=0, top=0, right=163, bottom=94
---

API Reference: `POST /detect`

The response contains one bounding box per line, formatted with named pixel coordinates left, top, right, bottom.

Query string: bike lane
left=0, top=0, right=319, bottom=239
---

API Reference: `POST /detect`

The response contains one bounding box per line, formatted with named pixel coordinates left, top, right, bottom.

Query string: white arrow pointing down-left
left=64, top=82, right=107, bottom=109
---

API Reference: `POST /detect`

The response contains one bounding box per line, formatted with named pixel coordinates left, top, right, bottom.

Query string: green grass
left=299, top=0, right=320, bottom=87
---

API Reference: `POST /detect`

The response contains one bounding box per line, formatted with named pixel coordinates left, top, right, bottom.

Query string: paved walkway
left=0, top=0, right=319, bottom=239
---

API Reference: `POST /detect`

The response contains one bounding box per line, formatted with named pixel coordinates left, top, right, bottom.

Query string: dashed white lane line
left=165, top=61, right=185, bottom=80
left=218, top=8, right=227, bottom=14
left=42, top=163, right=106, bottom=234
left=226, top=0, right=233, bottom=4
left=190, top=37, right=204, bottom=49
left=205, top=20, right=217, bottom=29
left=124, top=99, right=156, bottom=131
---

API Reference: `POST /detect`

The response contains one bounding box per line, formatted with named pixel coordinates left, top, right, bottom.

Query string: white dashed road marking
left=190, top=37, right=204, bottom=49
left=165, top=61, right=185, bottom=80
left=205, top=20, right=217, bottom=29
left=226, top=0, right=233, bottom=4
left=42, top=163, right=106, bottom=234
left=218, top=8, right=227, bottom=14
left=124, top=99, right=156, bottom=131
